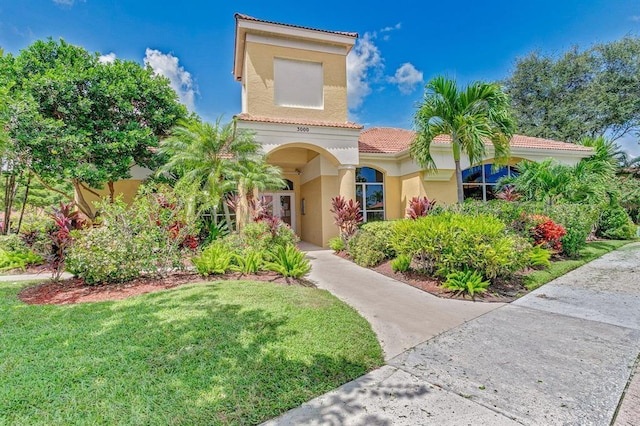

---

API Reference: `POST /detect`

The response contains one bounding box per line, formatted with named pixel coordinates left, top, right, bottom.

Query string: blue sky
left=1, top=0, right=640, bottom=156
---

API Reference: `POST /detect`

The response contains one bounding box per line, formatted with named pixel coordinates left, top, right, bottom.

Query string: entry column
left=338, top=165, right=356, bottom=201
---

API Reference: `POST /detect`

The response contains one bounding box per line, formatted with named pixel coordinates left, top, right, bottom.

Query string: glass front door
left=260, top=192, right=295, bottom=230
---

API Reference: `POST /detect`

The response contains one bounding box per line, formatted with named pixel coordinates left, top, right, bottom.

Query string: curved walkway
left=265, top=242, right=640, bottom=425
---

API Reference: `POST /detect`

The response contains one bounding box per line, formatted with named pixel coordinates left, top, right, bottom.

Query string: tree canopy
left=0, top=38, right=187, bottom=218
left=504, top=37, right=640, bottom=144
left=412, top=76, right=515, bottom=203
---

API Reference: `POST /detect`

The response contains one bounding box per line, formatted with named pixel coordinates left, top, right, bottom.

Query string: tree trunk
left=108, top=181, right=115, bottom=203
left=3, top=173, right=17, bottom=235
left=17, top=172, right=32, bottom=234
left=454, top=159, right=464, bottom=204
left=72, top=179, right=95, bottom=220
left=236, top=182, right=249, bottom=232
left=222, top=196, right=233, bottom=232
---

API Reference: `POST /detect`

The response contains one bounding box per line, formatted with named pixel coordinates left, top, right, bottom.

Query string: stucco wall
left=78, top=180, right=143, bottom=215
left=300, top=176, right=323, bottom=246
left=244, top=41, right=347, bottom=122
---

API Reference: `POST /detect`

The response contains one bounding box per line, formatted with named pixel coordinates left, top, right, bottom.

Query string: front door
left=261, top=192, right=295, bottom=230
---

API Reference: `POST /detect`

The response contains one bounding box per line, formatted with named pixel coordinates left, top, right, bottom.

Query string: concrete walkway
left=266, top=242, right=640, bottom=425
left=0, top=271, right=72, bottom=282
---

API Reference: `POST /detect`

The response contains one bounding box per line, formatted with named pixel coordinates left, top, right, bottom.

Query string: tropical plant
left=230, top=250, right=263, bottom=275
left=330, top=196, right=362, bottom=243
left=347, top=221, right=396, bottom=267
left=442, top=269, right=490, bottom=299
left=48, top=202, right=84, bottom=281
left=0, top=248, right=42, bottom=272
left=158, top=117, right=261, bottom=226
left=597, top=205, right=637, bottom=240
left=192, top=242, right=234, bottom=276
left=495, top=185, right=520, bottom=201
left=265, top=245, right=311, bottom=279
left=328, top=237, right=345, bottom=252
left=412, top=76, right=516, bottom=204
left=391, top=254, right=411, bottom=273
left=528, top=246, right=551, bottom=269
left=406, top=196, right=436, bottom=219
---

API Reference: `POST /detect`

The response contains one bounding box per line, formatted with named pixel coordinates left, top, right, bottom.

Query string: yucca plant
left=265, top=245, right=311, bottom=279
left=442, top=269, right=490, bottom=299
left=230, top=250, right=263, bottom=274
left=192, top=243, right=234, bottom=276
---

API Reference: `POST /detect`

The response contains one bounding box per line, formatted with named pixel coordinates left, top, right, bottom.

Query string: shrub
left=391, top=254, right=411, bottom=272
left=406, top=196, right=436, bottom=219
left=0, top=235, right=29, bottom=253
left=598, top=205, right=637, bottom=240
left=66, top=226, right=145, bottom=285
left=347, top=221, right=396, bottom=267
left=392, top=212, right=530, bottom=281
left=227, top=220, right=298, bottom=261
left=328, top=237, right=345, bottom=252
left=192, top=242, right=234, bottom=276
left=528, top=246, right=551, bottom=269
left=265, top=245, right=311, bottom=278
left=0, top=249, right=43, bottom=272
left=230, top=249, right=263, bottom=274
left=67, top=186, right=197, bottom=285
left=48, top=202, right=85, bottom=281
left=530, top=217, right=567, bottom=252
left=442, top=269, right=490, bottom=299
left=330, top=196, right=363, bottom=243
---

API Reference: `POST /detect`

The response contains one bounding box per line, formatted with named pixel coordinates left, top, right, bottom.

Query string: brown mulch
left=368, top=258, right=528, bottom=303
left=17, top=271, right=315, bottom=306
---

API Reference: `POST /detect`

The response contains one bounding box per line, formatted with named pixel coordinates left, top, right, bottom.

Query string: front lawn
left=0, top=280, right=383, bottom=425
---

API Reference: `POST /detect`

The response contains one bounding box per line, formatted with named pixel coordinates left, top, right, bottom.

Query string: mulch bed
left=17, top=271, right=314, bottom=306
left=366, top=257, right=528, bottom=303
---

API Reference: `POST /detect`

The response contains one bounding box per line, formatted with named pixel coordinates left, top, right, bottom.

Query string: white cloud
left=631, top=15, right=640, bottom=22
left=347, top=33, right=383, bottom=110
left=98, top=52, right=116, bottom=64
left=380, top=23, right=402, bottom=32
left=388, top=62, right=424, bottom=94
left=143, top=48, right=196, bottom=111
left=617, top=134, right=640, bottom=158
left=53, top=0, right=84, bottom=6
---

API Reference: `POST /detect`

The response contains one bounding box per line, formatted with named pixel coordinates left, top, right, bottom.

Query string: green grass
left=0, top=280, right=383, bottom=425
left=524, top=240, right=635, bottom=291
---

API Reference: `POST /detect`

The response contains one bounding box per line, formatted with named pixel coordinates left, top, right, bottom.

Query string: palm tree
left=157, top=117, right=260, bottom=225
left=412, top=76, right=516, bottom=203
left=229, top=158, right=285, bottom=231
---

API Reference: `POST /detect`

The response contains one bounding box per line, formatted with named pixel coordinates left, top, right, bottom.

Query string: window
left=462, top=163, right=518, bottom=201
left=356, top=167, right=385, bottom=222
left=274, top=58, right=323, bottom=109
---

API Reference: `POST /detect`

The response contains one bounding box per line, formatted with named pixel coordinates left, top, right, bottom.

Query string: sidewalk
left=266, top=242, right=640, bottom=425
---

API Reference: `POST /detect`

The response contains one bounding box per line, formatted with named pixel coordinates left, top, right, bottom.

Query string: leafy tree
left=412, top=76, right=516, bottom=203
left=3, top=38, right=187, bottom=219
left=505, top=37, right=640, bottom=143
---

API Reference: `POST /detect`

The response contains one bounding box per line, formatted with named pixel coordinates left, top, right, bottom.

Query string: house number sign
left=296, top=126, right=310, bottom=132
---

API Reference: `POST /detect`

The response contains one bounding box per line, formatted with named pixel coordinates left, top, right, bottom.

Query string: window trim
left=355, top=167, right=385, bottom=222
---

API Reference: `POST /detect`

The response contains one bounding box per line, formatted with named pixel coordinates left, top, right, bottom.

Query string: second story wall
left=242, top=38, right=348, bottom=122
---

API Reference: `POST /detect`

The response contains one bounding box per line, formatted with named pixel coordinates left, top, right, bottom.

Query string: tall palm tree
left=412, top=76, right=516, bottom=203
left=157, top=117, right=260, bottom=224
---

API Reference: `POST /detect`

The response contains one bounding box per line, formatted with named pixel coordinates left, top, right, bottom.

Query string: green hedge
left=391, top=212, right=531, bottom=281
left=347, top=221, right=396, bottom=267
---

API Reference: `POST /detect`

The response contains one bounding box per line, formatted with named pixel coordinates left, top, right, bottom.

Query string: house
left=231, top=14, right=593, bottom=247
left=80, top=14, right=593, bottom=247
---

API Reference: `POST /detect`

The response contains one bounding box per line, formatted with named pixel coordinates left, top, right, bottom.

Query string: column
left=337, top=164, right=356, bottom=201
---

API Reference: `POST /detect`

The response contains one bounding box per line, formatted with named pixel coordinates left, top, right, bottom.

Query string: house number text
left=297, top=127, right=310, bottom=132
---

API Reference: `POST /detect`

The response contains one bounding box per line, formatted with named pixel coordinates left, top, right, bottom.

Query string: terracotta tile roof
left=359, top=127, right=594, bottom=154
left=235, top=113, right=364, bottom=129
left=235, top=13, right=358, bottom=38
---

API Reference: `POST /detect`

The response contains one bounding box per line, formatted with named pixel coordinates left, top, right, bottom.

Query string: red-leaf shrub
left=531, top=219, right=567, bottom=252
left=48, top=202, right=85, bottom=280
left=330, top=196, right=363, bottom=242
left=406, top=196, right=436, bottom=219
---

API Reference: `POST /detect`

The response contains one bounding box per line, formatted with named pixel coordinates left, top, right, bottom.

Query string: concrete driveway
left=266, top=242, right=640, bottom=425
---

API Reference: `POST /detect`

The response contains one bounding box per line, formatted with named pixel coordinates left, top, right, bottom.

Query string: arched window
left=462, top=163, right=518, bottom=201
left=356, top=167, right=384, bottom=222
